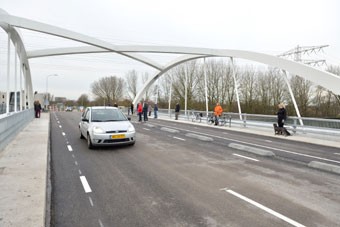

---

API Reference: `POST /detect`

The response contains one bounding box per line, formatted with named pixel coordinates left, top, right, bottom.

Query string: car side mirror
left=82, top=118, right=89, bottom=122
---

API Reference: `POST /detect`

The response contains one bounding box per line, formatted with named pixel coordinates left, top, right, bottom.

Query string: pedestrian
left=143, top=101, right=148, bottom=122
left=130, top=103, right=134, bottom=115
left=214, top=102, right=223, bottom=126
left=277, top=103, right=287, bottom=127
left=34, top=100, right=42, bottom=118
left=154, top=103, right=158, bottom=119
left=148, top=103, right=152, bottom=117
left=137, top=102, right=143, bottom=122
left=175, top=102, right=180, bottom=120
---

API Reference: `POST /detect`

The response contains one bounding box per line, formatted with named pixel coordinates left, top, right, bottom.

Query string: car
left=65, top=106, right=73, bottom=112
left=79, top=106, right=136, bottom=149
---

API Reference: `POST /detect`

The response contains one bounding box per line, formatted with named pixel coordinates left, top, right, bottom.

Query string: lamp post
left=45, top=74, right=58, bottom=111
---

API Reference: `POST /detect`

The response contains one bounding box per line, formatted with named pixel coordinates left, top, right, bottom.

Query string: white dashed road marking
left=67, top=145, right=73, bottom=152
left=233, top=153, right=259, bottom=162
left=62, top=132, right=66, bottom=136
left=89, top=196, right=94, bottom=206
left=173, top=136, right=186, bottom=141
left=80, top=176, right=92, bottom=193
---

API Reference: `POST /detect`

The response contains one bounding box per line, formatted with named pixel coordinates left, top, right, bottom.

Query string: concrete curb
left=228, top=143, right=275, bottom=157
left=161, top=127, right=179, bottom=133
left=185, top=133, right=214, bottom=142
left=308, top=161, right=340, bottom=175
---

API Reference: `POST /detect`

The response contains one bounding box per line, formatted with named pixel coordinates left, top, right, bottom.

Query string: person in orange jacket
left=214, top=102, right=223, bottom=126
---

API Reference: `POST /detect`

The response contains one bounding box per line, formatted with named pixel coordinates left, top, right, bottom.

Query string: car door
left=80, top=108, right=90, bottom=136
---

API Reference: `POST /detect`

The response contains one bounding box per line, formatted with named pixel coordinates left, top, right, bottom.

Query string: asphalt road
left=50, top=112, right=340, bottom=227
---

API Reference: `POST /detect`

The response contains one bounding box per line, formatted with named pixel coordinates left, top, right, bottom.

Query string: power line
left=278, top=45, right=329, bottom=67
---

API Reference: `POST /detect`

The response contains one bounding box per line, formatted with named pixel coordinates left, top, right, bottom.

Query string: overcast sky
left=0, top=0, right=339, bottom=100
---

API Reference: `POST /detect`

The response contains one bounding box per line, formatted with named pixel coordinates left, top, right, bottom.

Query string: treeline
left=83, top=59, right=340, bottom=118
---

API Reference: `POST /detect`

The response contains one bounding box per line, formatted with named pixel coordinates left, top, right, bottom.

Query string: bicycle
left=191, top=111, right=203, bottom=123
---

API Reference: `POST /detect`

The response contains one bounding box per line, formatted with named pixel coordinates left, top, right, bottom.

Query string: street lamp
left=45, top=74, right=58, bottom=111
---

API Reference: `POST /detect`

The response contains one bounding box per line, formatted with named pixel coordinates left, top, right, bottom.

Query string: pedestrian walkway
left=0, top=113, right=49, bottom=227
left=157, top=114, right=340, bottom=149
left=0, top=112, right=339, bottom=227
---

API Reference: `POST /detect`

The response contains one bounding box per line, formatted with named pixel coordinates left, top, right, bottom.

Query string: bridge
left=0, top=10, right=340, bottom=226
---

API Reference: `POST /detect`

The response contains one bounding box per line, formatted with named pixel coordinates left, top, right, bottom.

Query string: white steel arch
left=27, top=45, right=340, bottom=98
left=0, top=9, right=34, bottom=110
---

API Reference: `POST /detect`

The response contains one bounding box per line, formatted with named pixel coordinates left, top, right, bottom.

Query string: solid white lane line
left=223, top=189, right=305, bottom=227
left=62, top=132, right=66, bottom=136
left=173, top=136, right=186, bottom=141
left=88, top=196, right=94, bottom=207
left=80, top=176, right=92, bottom=193
left=67, top=145, right=73, bottom=152
left=233, top=153, right=259, bottom=162
left=143, top=128, right=150, bottom=131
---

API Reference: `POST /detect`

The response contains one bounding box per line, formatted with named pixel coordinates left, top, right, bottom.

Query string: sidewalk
left=0, top=113, right=49, bottom=227
left=158, top=115, right=340, bottom=149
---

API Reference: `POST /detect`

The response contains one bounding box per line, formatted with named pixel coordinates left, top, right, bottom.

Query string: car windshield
left=91, top=109, right=127, bottom=122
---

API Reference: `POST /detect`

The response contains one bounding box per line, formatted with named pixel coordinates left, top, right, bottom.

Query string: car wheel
left=87, top=134, right=94, bottom=149
left=80, top=131, right=85, bottom=139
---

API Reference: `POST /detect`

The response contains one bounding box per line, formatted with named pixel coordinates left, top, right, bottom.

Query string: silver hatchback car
left=79, top=106, right=136, bottom=149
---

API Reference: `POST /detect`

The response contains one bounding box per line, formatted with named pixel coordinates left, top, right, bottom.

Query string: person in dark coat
left=130, top=103, right=134, bottom=115
left=34, top=100, right=42, bottom=118
left=143, top=101, right=148, bottom=122
left=277, top=103, right=287, bottom=127
left=154, top=103, right=158, bottom=118
left=175, top=103, right=180, bottom=120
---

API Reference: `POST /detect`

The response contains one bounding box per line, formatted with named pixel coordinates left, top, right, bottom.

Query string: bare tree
left=91, top=76, right=124, bottom=105
left=142, top=72, right=153, bottom=101
left=77, top=94, right=90, bottom=107
left=125, top=70, right=138, bottom=100
left=171, top=60, right=198, bottom=109
left=327, top=65, right=340, bottom=106
left=290, top=75, right=313, bottom=116
left=239, top=66, right=258, bottom=113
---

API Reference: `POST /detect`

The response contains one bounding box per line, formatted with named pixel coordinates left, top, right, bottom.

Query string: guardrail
left=156, top=109, right=340, bottom=136
left=0, top=109, right=34, bottom=152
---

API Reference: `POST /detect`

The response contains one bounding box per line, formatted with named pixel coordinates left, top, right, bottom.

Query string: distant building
left=55, top=97, right=67, bottom=103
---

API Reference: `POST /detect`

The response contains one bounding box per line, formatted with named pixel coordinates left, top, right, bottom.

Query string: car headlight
left=93, top=126, right=105, bottom=134
left=127, top=125, right=135, bottom=133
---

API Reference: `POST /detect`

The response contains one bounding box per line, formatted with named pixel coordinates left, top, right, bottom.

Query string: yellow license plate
left=111, top=134, right=125, bottom=139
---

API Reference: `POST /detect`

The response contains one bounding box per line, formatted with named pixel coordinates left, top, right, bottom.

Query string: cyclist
left=214, top=103, right=223, bottom=126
